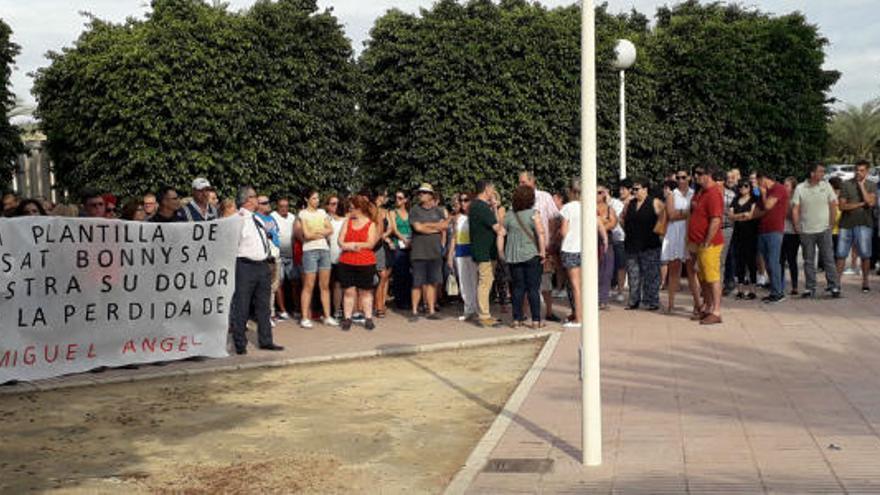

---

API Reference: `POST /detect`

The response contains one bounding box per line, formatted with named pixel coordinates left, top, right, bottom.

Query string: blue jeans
left=836, top=226, right=873, bottom=259
left=758, top=232, right=784, bottom=297
left=509, top=257, right=542, bottom=322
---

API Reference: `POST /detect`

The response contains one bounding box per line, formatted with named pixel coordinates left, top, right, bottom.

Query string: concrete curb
left=0, top=331, right=555, bottom=395
left=443, top=330, right=562, bottom=495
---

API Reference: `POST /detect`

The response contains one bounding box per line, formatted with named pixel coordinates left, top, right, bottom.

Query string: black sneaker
left=761, top=295, right=773, bottom=303
left=364, top=319, right=375, bottom=331
left=625, top=304, right=640, bottom=310
left=764, top=294, right=786, bottom=304
left=341, top=319, right=352, bottom=331
left=862, top=286, right=871, bottom=294
left=746, top=292, right=757, bottom=300
left=426, top=312, right=442, bottom=320
left=735, top=292, right=745, bottom=300
left=545, top=314, right=562, bottom=323
left=831, top=288, right=841, bottom=298
left=801, top=290, right=815, bottom=299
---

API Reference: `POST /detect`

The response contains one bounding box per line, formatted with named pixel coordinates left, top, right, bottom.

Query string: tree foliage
left=0, top=18, right=22, bottom=188
left=649, top=1, right=839, bottom=178
left=826, top=99, right=880, bottom=165
left=360, top=0, right=839, bottom=198
left=32, top=0, right=359, bottom=198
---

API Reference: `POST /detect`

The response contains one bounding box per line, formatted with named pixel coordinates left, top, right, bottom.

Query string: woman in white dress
left=662, top=171, right=694, bottom=313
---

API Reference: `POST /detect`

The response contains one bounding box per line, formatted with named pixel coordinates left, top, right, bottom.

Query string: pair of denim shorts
left=836, top=226, right=872, bottom=259
left=302, top=249, right=331, bottom=274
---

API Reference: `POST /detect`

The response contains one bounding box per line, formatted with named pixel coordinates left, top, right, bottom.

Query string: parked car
left=868, top=166, right=880, bottom=183
left=824, top=164, right=855, bottom=182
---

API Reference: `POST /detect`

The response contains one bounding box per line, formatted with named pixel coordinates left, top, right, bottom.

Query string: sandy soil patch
left=0, top=340, right=543, bottom=494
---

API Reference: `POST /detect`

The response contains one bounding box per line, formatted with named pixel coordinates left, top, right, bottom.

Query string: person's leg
left=425, top=259, right=441, bottom=314
left=660, top=263, right=668, bottom=291
left=766, top=233, right=784, bottom=298
left=410, top=260, right=424, bottom=316
left=568, top=266, right=582, bottom=322
left=783, top=233, right=800, bottom=292
left=300, top=271, right=317, bottom=323
left=819, top=230, right=839, bottom=291
left=626, top=253, right=641, bottom=307
left=231, top=261, right=257, bottom=352
left=858, top=226, right=873, bottom=289
left=477, top=261, right=495, bottom=321
left=641, top=248, right=662, bottom=308
left=526, top=258, right=543, bottom=322
left=722, top=226, right=735, bottom=293
left=666, top=259, right=681, bottom=311
left=318, top=268, right=333, bottom=319
left=361, top=286, right=375, bottom=320
left=275, top=258, right=288, bottom=316
left=343, top=286, right=356, bottom=319
left=835, top=228, right=853, bottom=280
left=253, top=263, right=275, bottom=348
left=599, top=246, right=614, bottom=306
left=509, top=262, right=526, bottom=322
left=800, top=233, right=818, bottom=294
left=686, top=255, right=701, bottom=313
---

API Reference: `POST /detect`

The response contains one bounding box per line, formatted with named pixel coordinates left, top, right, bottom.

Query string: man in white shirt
left=519, top=171, right=561, bottom=321
left=230, top=186, right=284, bottom=355
left=270, top=197, right=296, bottom=320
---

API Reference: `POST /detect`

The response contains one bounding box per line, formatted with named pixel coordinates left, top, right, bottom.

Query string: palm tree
left=828, top=99, right=880, bottom=164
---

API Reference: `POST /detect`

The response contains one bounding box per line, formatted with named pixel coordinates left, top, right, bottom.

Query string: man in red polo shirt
left=687, top=165, right=725, bottom=325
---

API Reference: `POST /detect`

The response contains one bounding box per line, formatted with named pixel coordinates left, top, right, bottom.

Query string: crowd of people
left=2, top=161, right=878, bottom=352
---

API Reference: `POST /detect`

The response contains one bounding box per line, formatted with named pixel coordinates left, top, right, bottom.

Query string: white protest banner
left=0, top=216, right=242, bottom=383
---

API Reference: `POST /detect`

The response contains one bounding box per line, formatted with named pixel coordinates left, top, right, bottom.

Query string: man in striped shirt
left=180, top=177, right=218, bottom=222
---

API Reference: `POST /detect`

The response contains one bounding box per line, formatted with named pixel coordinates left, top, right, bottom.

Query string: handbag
left=445, top=273, right=460, bottom=296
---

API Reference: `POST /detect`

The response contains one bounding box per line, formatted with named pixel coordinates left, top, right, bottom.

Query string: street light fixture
left=613, top=39, right=636, bottom=180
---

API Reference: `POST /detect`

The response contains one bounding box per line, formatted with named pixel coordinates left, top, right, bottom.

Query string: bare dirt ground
left=0, top=340, right=542, bottom=494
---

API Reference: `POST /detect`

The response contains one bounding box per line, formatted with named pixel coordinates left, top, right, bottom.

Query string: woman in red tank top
left=338, top=195, right=380, bottom=331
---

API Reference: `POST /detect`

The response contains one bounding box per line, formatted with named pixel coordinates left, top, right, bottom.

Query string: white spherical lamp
left=613, top=39, right=637, bottom=70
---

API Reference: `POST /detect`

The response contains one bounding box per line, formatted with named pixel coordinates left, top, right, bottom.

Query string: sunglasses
left=676, top=175, right=688, bottom=180
left=632, top=187, right=642, bottom=191
left=460, top=197, right=470, bottom=203
left=258, top=201, right=270, bottom=205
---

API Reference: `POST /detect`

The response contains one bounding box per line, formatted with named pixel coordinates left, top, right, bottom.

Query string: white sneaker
left=270, top=318, right=277, bottom=328
left=352, top=312, right=366, bottom=323
left=843, top=267, right=856, bottom=276
left=323, top=316, right=340, bottom=327
left=563, top=321, right=581, bottom=328
left=300, top=319, right=314, bottom=329
left=277, top=311, right=290, bottom=321
left=757, top=274, right=767, bottom=285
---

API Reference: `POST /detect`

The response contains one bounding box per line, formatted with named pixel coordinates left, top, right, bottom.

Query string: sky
left=2, top=0, right=879, bottom=115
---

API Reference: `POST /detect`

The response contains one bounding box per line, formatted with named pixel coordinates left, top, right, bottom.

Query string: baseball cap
left=192, top=178, right=212, bottom=190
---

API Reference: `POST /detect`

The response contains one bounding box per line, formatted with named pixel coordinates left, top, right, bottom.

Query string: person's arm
left=598, top=223, right=609, bottom=253
left=792, top=203, right=801, bottom=234
left=338, top=219, right=351, bottom=250
left=293, top=218, right=303, bottom=242
left=446, top=221, right=457, bottom=268
left=752, top=193, right=778, bottom=219
left=363, top=222, right=379, bottom=250
left=603, top=206, right=618, bottom=231
left=533, top=211, right=547, bottom=258
left=703, top=217, right=721, bottom=248
left=860, top=181, right=877, bottom=208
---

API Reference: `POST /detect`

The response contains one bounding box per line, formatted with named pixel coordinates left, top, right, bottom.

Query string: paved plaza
left=5, top=276, right=880, bottom=494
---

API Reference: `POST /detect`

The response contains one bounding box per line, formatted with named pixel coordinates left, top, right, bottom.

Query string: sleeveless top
left=339, top=219, right=376, bottom=266
left=454, top=214, right=472, bottom=257
left=732, top=197, right=759, bottom=240
left=395, top=209, right=412, bottom=248
left=624, top=198, right=661, bottom=254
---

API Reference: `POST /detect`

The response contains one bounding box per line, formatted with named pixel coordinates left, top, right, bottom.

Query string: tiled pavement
left=6, top=276, right=880, bottom=494
left=468, top=276, right=880, bottom=494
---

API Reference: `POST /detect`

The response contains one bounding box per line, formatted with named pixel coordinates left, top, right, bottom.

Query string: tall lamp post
left=613, top=39, right=636, bottom=180
left=580, top=0, right=602, bottom=467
